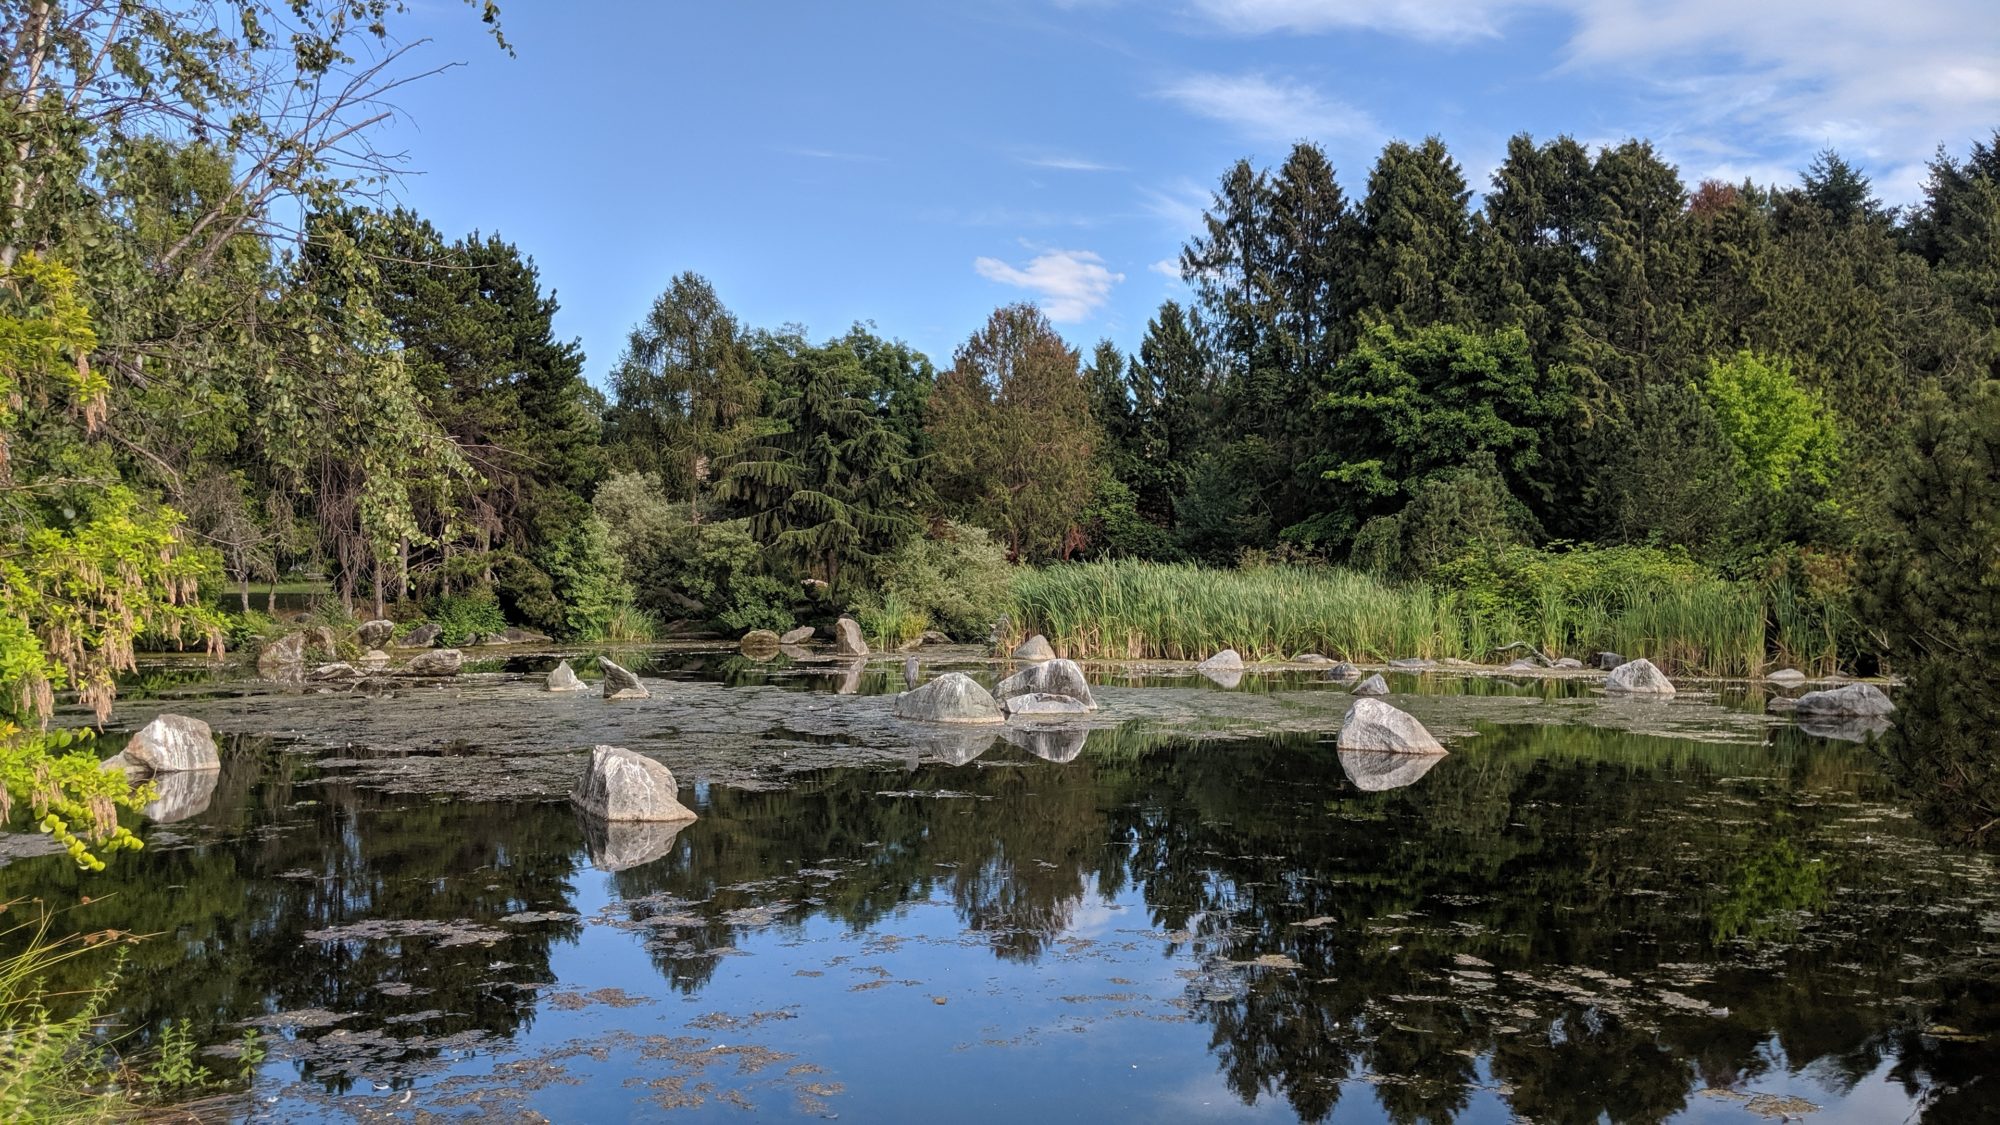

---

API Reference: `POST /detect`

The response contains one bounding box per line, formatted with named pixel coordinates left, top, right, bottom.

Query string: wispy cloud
left=1149, top=257, right=1183, bottom=280
left=1190, top=0, right=1515, bottom=42
left=783, top=146, right=888, bottom=163
left=973, top=248, right=1125, bottom=321
left=1022, top=154, right=1124, bottom=172
left=1157, top=72, right=1377, bottom=144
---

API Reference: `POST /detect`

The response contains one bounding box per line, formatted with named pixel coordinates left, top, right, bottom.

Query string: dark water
left=4, top=662, right=1998, bottom=1122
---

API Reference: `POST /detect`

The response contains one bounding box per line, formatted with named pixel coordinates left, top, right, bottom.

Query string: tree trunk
left=238, top=577, right=250, bottom=614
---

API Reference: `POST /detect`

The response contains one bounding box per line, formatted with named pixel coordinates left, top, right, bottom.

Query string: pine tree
left=1358, top=136, right=1473, bottom=330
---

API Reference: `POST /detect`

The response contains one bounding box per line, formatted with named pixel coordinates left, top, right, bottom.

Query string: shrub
left=425, top=589, right=506, bottom=646
left=854, top=593, right=930, bottom=649
left=596, top=472, right=794, bottom=633
left=538, top=515, right=630, bottom=640
left=864, top=522, right=1013, bottom=641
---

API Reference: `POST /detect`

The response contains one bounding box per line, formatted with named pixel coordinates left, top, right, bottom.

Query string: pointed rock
left=834, top=616, right=869, bottom=656
left=894, top=672, right=1003, bottom=724
left=1352, top=673, right=1390, bottom=696
left=1011, top=634, right=1056, bottom=662
left=996, top=659, right=1096, bottom=710
left=570, top=745, right=696, bottom=822
left=598, top=656, right=649, bottom=699
left=401, top=623, right=443, bottom=648
left=1605, top=658, right=1674, bottom=696
left=547, top=660, right=589, bottom=692
left=1338, top=698, right=1445, bottom=755
left=780, top=626, right=816, bottom=645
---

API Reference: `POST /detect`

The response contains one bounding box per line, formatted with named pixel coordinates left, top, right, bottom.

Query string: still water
left=3, top=656, right=1996, bottom=1121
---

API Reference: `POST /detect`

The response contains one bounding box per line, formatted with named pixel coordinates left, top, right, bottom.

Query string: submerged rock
left=598, top=656, right=649, bottom=700
left=1326, top=662, right=1363, bottom=681
left=547, top=660, right=588, bottom=692
left=1551, top=657, right=1583, bottom=669
left=570, top=744, right=697, bottom=822
left=1293, top=653, right=1333, bottom=664
left=995, top=659, right=1097, bottom=710
left=402, top=649, right=464, bottom=677
left=1011, top=634, right=1056, bottom=662
left=834, top=616, right=869, bottom=656
left=1337, top=698, right=1446, bottom=755
left=579, top=813, right=687, bottom=872
left=1004, top=692, right=1094, bottom=716
left=1387, top=657, right=1435, bottom=670
left=1352, top=673, right=1390, bottom=696
left=401, top=623, right=443, bottom=648
left=779, top=625, right=816, bottom=645
left=1338, top=748, right=1446, bottom=792
left=1002, top=725, right=1087, bottom=763
left=124, top=714, right=220, bottom=772
left=1768, top=668, right=1808, bottom=685
left=894, top=672, right=1003, bottom=724
left=1795, top=682, right=1894, bottom=717
left=1605, top=658, right=1675, bottom=696
left=356, top=618, right=396, bottom=648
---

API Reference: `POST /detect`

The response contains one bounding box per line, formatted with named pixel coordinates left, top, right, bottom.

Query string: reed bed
left=1010, top=560, right=1784, bottom=676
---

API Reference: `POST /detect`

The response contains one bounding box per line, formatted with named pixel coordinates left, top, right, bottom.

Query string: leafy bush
left=0, top=727, right=151, bottom=870
left=596, top=472, right=794, bottom=633
left=424, top=589, right=507, bottom=646
left=537, top=515, right=630, bottom=640
left=865, top=522, right=1013, bottom=641
left=490, top=550, right=561, bottom=636
left=854, top=593, right=930, bottom=649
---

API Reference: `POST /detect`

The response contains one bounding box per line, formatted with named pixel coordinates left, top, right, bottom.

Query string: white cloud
left=1022, top=154, right=1123, bottom=172
left=1190, top=0, right=1516, bottom=42
left=1149, top=257, right=1183, bottom=280
left=973, top=249, right=1125, bottom=321
left=1157, top=72, right=1377, bottom=143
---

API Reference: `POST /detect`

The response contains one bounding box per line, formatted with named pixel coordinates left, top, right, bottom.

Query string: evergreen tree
left=1358, top=136, right=1473, bottom=330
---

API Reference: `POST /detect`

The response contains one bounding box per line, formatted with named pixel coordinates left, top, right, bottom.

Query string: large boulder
left=547, top=660, right=589, bottom=692
left=1194, top=649, right=1244, bottom=675
left=402, top=649, right=464, bottom=677
left=740, top=629, right=782, bottom=658
left=779, top=626, right=816, bottom=645
left=1605, top=657, right=1675, bottom=696
left=356, top=618, right=396, bottom=648
left=1794, top=682, right=1894, bottom=717
left=834, top=616, right=869, bottom=656
left=1352, top=673, right=1390, bottom=696
left=1337, top=698, right=1446, bottom=755
left=255, top=631, right=307, bottom=676
left=1338, top=749, right=1446, bottom=792
left=124, top=714, right=220, bottom=772
left=598, top=656, right=649, bottom=700
left=570, top=745, right=697, bottom=822
left=1011, top=634, right=1056, bottom=662
left=995, top=659, right=1096, bottom=710
left=401, top=623, right=443, bottom=648
left=1004, top=692, right=1094, bottom=716
left=894, top=672, right=1003, bottom=724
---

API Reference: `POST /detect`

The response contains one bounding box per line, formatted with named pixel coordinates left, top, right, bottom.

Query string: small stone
left=740, top=629, right=782, bottom=654
left=1352, top=674, right=1390, bottom=697
left=598, top=656, right=649, bottom=700
left=1387, top=657, right=1435, bottom=670
left=1595, top=651, right=1624, bottom=671
left=1768, top=668, right=1807, bottom=685
left=1011, top=634, right=1056, bottom=662
left=308, top=662, right=358, bottom=681
left=1551, top=657, right=1583, bottom=669
left=1326, top=662, right=1363, bottom=681
left=355, top=619, right=396, bottom=648
left=780, top=626, right=816, bottom=645
left=1194, top=649, right=1244, bottom=675
left=547, top=660, right=589, bottom=692
left=1293, top=653, right=1333, bottom=664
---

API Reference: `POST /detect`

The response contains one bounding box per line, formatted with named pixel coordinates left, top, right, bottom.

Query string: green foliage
left=424, top=590, right=506, bottom=647
left=596, top=472, right=794, bottom=633
left=865, top=522, right=1014, bottom=641
left=538, top=516, right=630, bottom=640
left=854, top=594, right=930, bottom=650
left=1349, top=457, right=1531, bottom=580
left=0, top=905, right=140, bottom=1122
left=1701, top=351, right=1840, bottom=495
left=0, top=727, right=152, bottom=871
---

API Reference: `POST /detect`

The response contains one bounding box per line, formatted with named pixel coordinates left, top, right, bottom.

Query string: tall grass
left=1011, top=560, right=1780, bottom=676
left=0, top=901, right=139, bottom=1122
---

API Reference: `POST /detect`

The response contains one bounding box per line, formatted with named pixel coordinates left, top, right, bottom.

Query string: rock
left=579, top=814, right=688, bottom=872
left=546, top=660, right=589, bottom=692
left=894, top=672, right=1003, bottom=724
left=308, top=662, right=358, bottom=681
left=1326, top=662, right=1363, bottom=681
left=1794, top=682, right=1894, bottom=717
left=1440, top=657, right=1482, bottom=668
left=1605, top=658, right=1675, bottom=696
left=1504, top=659, right=1541, bottom=671
left=1387, top=657, right=1435, bottom=670
left=570, top=745, right=697, bottom=822
left=1337, top=698, right=1446, bottom=755
left=598, top=656, right=649, bottom=700
left=359, top=649, right=391, bottom=672
left=1292, top=653, right=1333, bottom=664
left=1551, top=657, right=1583, bottom=669
left=1768, top=668, right=1808, bottom=685
left=779, top=626, right=816, bottom=645
left=1339, top=749, right=1446, bottom=792
left=499, top=627, right=552, bottom=644
left=740, top=629, right=782, bottom=654
left=256, top=632, right=307, bottom=676
left=1012, top=634, right=1056, bottom=662
left=995, top=659, right=1097, bottom=711
left=356, top=618, right=396, bottom=648
left=402, top=649, right=464, bottom=677
left=1194, top=649, right=1244, bottom=675
left=142, top=768, right=220, bottom=823
left=124, top=714, right=220, bottom=772
left=401, top=623, right=443, bottom=648
left=919, top=630, right=953, bottom=646
left=834, top=616, right=869, bottom=656
left=1595, top=651, right=1624, bottom=671
left=1004, top=692, right=1094, bottom=716
left=1352, top=673, right=1390, bottom=696
left=307, top=627, right=339, bottom=660
left=1001, top=726, right=1087, bottom=763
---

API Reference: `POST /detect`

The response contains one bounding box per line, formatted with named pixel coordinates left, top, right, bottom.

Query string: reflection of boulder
left=578, top=812, right=687, bottom=872
left=1001, top=726, right=1087, bottom=763
left=835, top=659, right=865, bottom=695
left=915, top=727, right=998, bottom=766
left=1338, top=749, right=1445, bottom=792
left=142, top=767, right=220, bottom=823
left=1798, top=715, right=1893, bottom=743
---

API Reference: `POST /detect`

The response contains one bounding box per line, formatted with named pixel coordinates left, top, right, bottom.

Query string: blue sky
left=373, top=0, right=2000, bottom=380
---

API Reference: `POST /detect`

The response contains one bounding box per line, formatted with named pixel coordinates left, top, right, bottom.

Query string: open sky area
left=375, top=0, right=2000, bottom=380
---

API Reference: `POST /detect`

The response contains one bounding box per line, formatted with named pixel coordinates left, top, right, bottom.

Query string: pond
left=3, top=651, right=1996, bottom=1122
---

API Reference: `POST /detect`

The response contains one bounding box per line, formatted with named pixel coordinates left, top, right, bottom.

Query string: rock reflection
left=579, top=812, right=688, bottom=872
left=914, top=727, right=998, bottom=766
left=139, top=766, right=220, bottom=822
left=1001, top=725, right=1087, bottom=763
left=1336, top=747, right=1444, bottom=791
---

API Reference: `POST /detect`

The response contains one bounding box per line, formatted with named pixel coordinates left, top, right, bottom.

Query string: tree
left=928, top=304, right=1100, bottom=561
left=1700, top=351, right=1839, bottom=497
left=1358, top=136, right=1472, bottom=330
left=1799, top=149, right=1881, bottom=226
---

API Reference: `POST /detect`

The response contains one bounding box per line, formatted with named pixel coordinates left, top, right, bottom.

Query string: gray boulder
left=1552, top=657, right=1583, bottom=669
left=779, top=626, right=816, bottom=645
left=995, top=659, right=1097, bottom=710
left=1195, top=649, right=1244, bottom=675
left=1004, top=692, right=1094, bottom=716
left=1352, top=673, right=1390, bottom=697
left=894, top=672, right=1003, bottom=724
left=547, top=660, right=589, bottom=692
left=1012, top=634, right=1057, bottom=662
left=1337, top=698, right=1446, bottom=755
left=1387, top=657, right=1435, bottom=670
left=1794, top=681, right=1894, bottom=717
left=356, top=618, right=396, bottom=648
left=255, top=632, right=307, bottom=676
left=402, top=649, right=464, bottom=677
left=834, top=616, right=869, bottom=656
left=1605, top=657, right=1675, bottom=696
left=1768, top=668, right=1808, bottom=685
left=570, top=745, right=697, bottom=822
left=124, top=714, right=220, bottom=772
left=1595, top=651, right=1625, bottom=671
left=401, top=623, right=443, bottom=648
left=598, top=656, right=649, bottom=700
left=1338, top=749, right=1446, bottom=792
left=308, top=662, right=359, bottom=681
left=1292, top=653, right=1333, bottom=664
left=1326, top=662, right=1363, bottom=681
